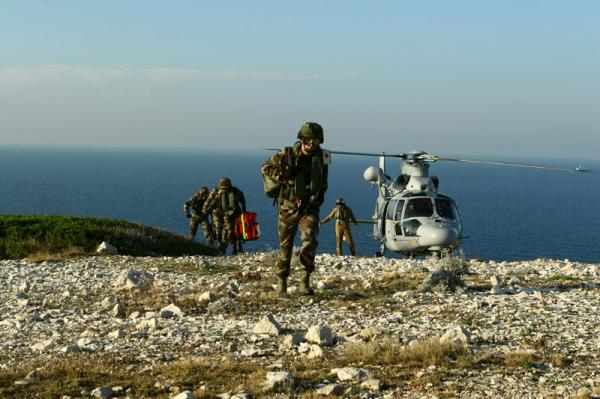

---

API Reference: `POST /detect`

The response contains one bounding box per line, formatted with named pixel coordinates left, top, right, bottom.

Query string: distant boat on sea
left=575, top=163, right=594, bottom=173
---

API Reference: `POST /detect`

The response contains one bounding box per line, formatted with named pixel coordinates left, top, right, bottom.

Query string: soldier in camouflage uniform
left=183, top=186, right=215, bottom=247
left=261, top=122, right=329, bottom=297
left=203, top=177, right=246, bottom=255
left=321, top=197, right=359, bottom=256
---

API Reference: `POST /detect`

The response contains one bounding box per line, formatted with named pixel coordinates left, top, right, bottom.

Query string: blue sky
left=1, top=1, right=599, bottom=159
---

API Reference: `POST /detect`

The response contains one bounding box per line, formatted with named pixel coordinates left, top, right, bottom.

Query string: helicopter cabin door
left=384, top=199, right=405, bottom=239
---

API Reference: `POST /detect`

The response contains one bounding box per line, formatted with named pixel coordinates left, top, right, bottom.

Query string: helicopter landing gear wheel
left=375, top=243, right=385, bottom=257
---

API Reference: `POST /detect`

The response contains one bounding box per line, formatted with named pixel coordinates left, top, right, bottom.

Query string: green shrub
left=0, top=215, right=215, bottom=260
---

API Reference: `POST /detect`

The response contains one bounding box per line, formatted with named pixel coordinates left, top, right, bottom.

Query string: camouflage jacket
left=202, top=186, right=246, bottom=215
left=261, top=141, right=329, bottom=211
left=183, top=192, right=209, bottom=215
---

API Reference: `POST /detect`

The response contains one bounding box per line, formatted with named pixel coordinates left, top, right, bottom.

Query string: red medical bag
left=235, top=211, right=260, bottom=241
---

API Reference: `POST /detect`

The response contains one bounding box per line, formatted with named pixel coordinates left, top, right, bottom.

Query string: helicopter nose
left=417, top=224, right=459, bottom=247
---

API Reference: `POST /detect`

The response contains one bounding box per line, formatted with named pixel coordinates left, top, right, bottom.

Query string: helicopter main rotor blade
left=264, top=148, right=408, bottom=158
left=432, top=156, right=577, bottom=172
left=325, top=150, right=408, bottom=158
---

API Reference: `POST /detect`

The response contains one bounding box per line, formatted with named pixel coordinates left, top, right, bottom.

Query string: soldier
left=261, top=122, right=329, bottom=297
left=203, top=177, right=246, bottom=255
left=183, top=186, right=215, bottom=247
left=321, top=197, right=359, bottom=256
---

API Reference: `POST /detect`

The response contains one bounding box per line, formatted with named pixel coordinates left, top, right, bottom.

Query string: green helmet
left=199, top=186, right=208, bottom=195
left=336, top=197, right=345, bottom=205
left=219, top=177, right=231, bottom=189
left=297, top=122, right=324, bottom=143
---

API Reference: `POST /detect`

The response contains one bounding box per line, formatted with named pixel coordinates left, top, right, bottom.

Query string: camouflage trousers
left=213, top=211, right=242, bottom=253
left=189, top=214, right=215, bottom=246
left=335, top=221, right=356, bottom=256
left=276, top=208, right=320, bottom=278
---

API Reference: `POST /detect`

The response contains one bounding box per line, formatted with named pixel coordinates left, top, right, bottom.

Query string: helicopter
left=326, top=150, right=580, bottom=257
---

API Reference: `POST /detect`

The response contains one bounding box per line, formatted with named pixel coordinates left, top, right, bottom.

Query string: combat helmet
left=297, top=122, right=324, bottom=143
left=336, top=197, right=345, bottom=205
left=219, top=177, right=231, bottom=189
left=198, top=186, right=209, bottom=195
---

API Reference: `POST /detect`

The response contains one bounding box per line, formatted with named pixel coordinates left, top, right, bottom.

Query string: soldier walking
left=321, top=197, right=359, bottom=256
left=183, top=186, right=215, bottom=247
left=203, top=177, right=246, bottom=255
left=261, top=122, right=329, bottom=297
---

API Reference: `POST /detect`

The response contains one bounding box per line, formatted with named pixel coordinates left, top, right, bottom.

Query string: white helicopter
left=327, top=150, right=579, bottom=257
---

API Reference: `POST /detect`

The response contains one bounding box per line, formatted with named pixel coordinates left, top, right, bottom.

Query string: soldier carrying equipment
left=183, top=186, right=216, bottom=247
left=261, top=122, right=330, bottom=297
left=321, top=197, right=359, bottom=256
left=202, top=177, right=247, bottom=255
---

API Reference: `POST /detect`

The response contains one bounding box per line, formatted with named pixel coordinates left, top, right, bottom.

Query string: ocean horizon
left=1, top=146, right=599, bottom=263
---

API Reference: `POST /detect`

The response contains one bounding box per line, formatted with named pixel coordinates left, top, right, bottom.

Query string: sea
left=1, top=146, right=599, bottom=263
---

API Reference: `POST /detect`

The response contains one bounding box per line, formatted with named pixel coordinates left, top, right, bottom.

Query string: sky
left=1, top=1, right=599, bottom=160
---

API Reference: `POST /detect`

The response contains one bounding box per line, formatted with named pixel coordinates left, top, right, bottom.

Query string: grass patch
left=342, top=337, right=466, bottom=368
left=0, top=355, right=265, bottom=399
left=0, top=215, right=216, bottom=260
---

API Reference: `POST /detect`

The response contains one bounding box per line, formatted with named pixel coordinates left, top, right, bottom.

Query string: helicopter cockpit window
left=435, top=198, right=456, bottom=220
left=404, top=198, right=433, bottom=218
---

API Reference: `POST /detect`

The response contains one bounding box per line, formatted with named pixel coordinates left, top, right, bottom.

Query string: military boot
left=277, top=277, right=288, bottom=298
left=299, top=272, right=315, bottom=296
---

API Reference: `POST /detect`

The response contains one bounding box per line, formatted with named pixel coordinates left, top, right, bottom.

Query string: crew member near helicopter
left=320, top=197, right=359, bottom=256
left=202, top=177, right=246, bottom=255
left=183, top=186, right=215, bottom=247
left=261, top=122, right=329, bottom=297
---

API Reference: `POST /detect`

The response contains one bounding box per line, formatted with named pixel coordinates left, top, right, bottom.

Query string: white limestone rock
left=306, top=344, right=324, bottom=359
left=440, top=326, right=471, bottom=348
left=263, top=371, right=293, bottom=392
left=281, top=332, right=305, bottom=348
left=490, top=275, right=502, bottom=286
left=253, top=314, right=283, bottom=336
left=172, top=391, right=194, bottom=399
left=490, top=285, right=504, bottom=295
left=331, top=367, right=371, bottom=382
left=160, top=304, right=184, bottom=318
left=315, top=383, right=344, bottom=396
left=306, top=325, right=334, bottom=346
left=115, top=269, right=154, bottom=290
left=25, top=370, right=40, bottom=381
left=96, top=242, right=118, bottom=255
left=361, top=379, right=382, bottom=391
left=18, top=280, right=30, bottom=293
left=91, top=386, right=114, bottom=398
left=198, top=291, right=214, bottom=303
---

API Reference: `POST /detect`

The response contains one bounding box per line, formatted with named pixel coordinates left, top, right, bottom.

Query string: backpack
left=262, top=147, right=294, bottom=199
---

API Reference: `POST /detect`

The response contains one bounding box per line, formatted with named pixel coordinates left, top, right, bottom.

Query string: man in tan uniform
left=321, top=198, right=359, bottom=256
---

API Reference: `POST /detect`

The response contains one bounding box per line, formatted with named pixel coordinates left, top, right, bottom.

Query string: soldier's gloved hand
left=227, top=210, right=234, bottom=217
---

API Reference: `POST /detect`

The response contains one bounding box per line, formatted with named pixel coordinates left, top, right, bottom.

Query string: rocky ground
left=0, top=252, right=599, bottom=398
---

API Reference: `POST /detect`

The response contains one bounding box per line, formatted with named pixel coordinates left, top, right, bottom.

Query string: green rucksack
left=262, top=147, right=294, bottom=199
